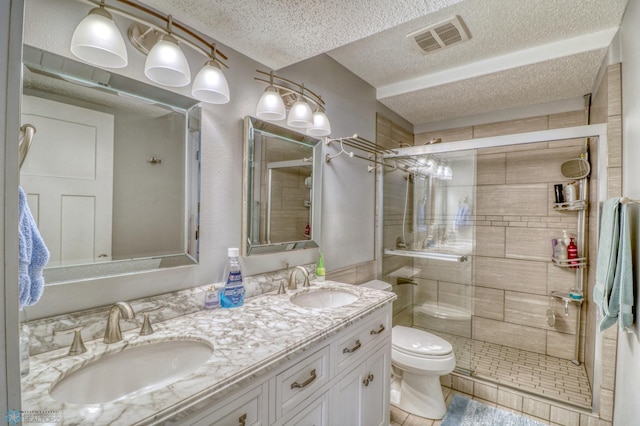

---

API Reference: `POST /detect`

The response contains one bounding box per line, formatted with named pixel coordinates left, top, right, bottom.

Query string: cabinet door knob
left=370, top=324, right=385, bottom=335
left=363, top=373, right=375, bottom=387
left=238, top=413, right=247, bottom=426
left=343, top=339, right=362, bottom=354
left=291, top=368, right=317, bottom=389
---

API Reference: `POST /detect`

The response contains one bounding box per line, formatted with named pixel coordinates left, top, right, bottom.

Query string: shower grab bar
left=384, top=248, right=467, bottom=262
left=19, top=124, right=37, bottom=169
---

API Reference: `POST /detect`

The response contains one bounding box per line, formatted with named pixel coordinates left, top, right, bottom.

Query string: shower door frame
left=376, top=123, right=608, bottom=414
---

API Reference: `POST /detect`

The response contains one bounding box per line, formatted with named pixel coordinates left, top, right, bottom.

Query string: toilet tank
left=361, top=279, right=392, bottom=292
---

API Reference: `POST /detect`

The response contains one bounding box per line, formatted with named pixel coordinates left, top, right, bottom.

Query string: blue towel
left=18, top=187, right=49, bottom=308
left=454, top=203, right=471, bottom=229
left=594, top=198, right=635, bottom=332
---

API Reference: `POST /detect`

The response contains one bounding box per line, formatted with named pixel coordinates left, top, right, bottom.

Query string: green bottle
left=316, top=251, right=325, bottom=282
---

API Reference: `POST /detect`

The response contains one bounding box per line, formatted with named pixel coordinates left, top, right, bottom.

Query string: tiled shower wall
left=415, top=111, right=588, bottom=362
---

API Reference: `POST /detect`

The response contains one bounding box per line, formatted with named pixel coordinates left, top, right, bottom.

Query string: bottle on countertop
left=204, top=285, right=220, bottom=310
left=316, top=251, right=326, bottom=282
left=220, top=248, right=246, bottom=308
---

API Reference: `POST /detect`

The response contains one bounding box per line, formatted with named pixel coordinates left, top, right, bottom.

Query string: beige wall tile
left=451, top=375, right=474, bottom=394
left=473, top=382, right=498, bottom=403
left=474, top=287, right=504, bottom=320
left=607, top=115, right=622, bottom=168
left=546, top=330, right=576, bottom=360
left=601, top=337, right=617, bottom=390
left=415, top=126, right=473, bottom=144
left=477, top=153, right=506, bottom=185
left=549, top=110, right=586, bottom=129
left=547, top=263, right=579, bottom=294
left=505, top=292, right=577, bottom=335
left=474, top=317, right=546, bottom=353
left=506, top=146, right=583, bottom=184
left=438, top=281, right=473, bottom=312
left=392, top=123, right=413, bottom=147
left=475, top=257, right=547, bottom=295
left=590, top=70, right=608, bottom=125
left=607, top=63, right=622, bottom=117
left=550, top=406, right=580, bottom=426
left=522, top=397, right=551, bottom=420
left=548, top=138, right=586, bottom=150
left=497, top=388, right=523, bottom=411
left=393, top=305, right=413, bottom=327
left=413, top=278, right=438, bottom=305
left=473, top=116, right=549, bottom=138
left=599, top=388, right=614, bottom=422
left=476, top=226, right=505, bottom=257
left=412, top=257, right=473, bottom=285
left=580, top=413, right=612, bottom=426
left=505, top=227, right=562, bottom=262
left=607, top=166, right=622, bottom=197
left=477, top=184, right=548, bottom=216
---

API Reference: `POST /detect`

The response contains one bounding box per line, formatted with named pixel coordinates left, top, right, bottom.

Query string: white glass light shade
left=144, top=35, right=191, bottom=87
left=70, top=8, right=128, bottom=68
left=256, top=86, right=286, bottom=120
left=191, top=60, right=230, bottom=104
left=443, top=165, right=453, bottom=180
left=287, top=98, right=313, bottom=128
left=306, top=110, right=331, bottom=136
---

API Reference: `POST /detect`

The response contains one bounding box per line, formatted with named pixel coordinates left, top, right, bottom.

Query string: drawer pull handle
left=370, top=324, right=385, bottom=335
left=343, top=339, right=362, bottom=354
left=363, top=373, right=375, bottom=387
left=238, top=413, right=247, bottom=426
left=291, top=368, right=317, bottom=389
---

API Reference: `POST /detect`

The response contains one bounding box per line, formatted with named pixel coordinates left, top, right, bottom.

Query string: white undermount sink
left=290, top=288, right=359, bottom=309
left=49, top=339, right=213, bottom=404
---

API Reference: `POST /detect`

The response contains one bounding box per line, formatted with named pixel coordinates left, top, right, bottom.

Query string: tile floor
left=422, top=328, right=592, bottom=408
left=390, top=387, right=557, bottom=426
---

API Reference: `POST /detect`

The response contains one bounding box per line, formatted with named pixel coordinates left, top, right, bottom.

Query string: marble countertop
left=21, top=281, right=395, bottom=425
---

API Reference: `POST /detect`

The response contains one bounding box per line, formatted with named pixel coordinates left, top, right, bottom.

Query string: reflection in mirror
left=243, top=116, right=322, bottom=256
left=20, top=45, right=201, bottom=284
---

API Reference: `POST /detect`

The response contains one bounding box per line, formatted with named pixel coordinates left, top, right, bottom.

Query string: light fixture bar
left=77, top=0, right=228, bottom=68
left=255, top=70, right=324, bottom=110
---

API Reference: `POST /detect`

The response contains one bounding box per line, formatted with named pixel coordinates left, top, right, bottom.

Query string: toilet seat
left=392, top=326, right=452, bottom=357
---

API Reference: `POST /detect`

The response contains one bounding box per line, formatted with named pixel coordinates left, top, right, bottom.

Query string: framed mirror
left=243, top=116, right=322, bottom=256
left=21, top=45, right=201, bottom=284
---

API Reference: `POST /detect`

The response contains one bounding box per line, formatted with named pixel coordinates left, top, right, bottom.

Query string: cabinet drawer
left=189, top=382, right=267, bottom=426
left=275, top=345, right=329, bottom=418
left=334, top=309, right=391, bottom=374
left=283, top=391, right=329, bottom=426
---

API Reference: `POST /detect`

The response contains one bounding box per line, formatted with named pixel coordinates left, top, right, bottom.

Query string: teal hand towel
left=594, top=198, right=635, bottom=332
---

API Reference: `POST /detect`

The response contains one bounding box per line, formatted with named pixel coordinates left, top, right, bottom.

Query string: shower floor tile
left=417, top=327, right=592, bottom=408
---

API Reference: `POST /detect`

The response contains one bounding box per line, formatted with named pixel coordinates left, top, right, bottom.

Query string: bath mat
left=441, top=394, right=546, bottom=426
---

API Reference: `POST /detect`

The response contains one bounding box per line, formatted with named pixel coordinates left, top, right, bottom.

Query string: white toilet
left=362, top=280, right=456, bottom=420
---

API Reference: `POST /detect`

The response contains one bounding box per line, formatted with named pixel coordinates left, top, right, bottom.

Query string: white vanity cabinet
left=176, top=304, right=391, bottom=426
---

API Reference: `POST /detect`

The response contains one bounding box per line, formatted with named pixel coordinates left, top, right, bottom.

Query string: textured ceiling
left=137, top=0, right=629, bottom=128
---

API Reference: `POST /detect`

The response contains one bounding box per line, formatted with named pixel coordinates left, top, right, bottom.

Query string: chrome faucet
left=104, top=302, right=135, bottom=344
left=288, top=266, right=310, bottom=290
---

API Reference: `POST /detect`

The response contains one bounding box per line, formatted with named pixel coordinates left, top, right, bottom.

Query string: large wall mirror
left=243, top=116, right=322, bottom=256
left=21, top=45, right=201, bottom=284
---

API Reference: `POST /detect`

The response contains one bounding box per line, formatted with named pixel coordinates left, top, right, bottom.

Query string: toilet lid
left=392, top=326, right=453, bottom=356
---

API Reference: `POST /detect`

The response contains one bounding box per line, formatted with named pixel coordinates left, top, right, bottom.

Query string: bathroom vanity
left=21, top=281, right=395, bottom=425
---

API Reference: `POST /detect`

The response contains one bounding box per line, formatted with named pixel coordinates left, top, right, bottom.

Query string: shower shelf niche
left=551, top=256, right=586, bottom=268
left=553, top=200, right=587, bottom=211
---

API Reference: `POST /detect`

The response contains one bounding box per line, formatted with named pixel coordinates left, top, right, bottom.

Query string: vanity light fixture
left=70, top=2, right=128, bottom=68
left=70, top=0, right=230, bottom=103
left=255, top=70, right=331, bottom=136
left=191, top=46, right=230, bottom=104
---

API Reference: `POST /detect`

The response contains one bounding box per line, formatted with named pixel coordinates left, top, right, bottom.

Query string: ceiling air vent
left=407, top=16, right=470, bottom=54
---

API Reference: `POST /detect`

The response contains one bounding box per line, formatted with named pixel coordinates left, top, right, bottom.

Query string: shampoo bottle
left=567, top=237, right=578, bottom=268
left=555, top=238, right=568, bottom=260
left=316, top=251, right=326, bottom=282
left=220, top=248, right=246, bottom=308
